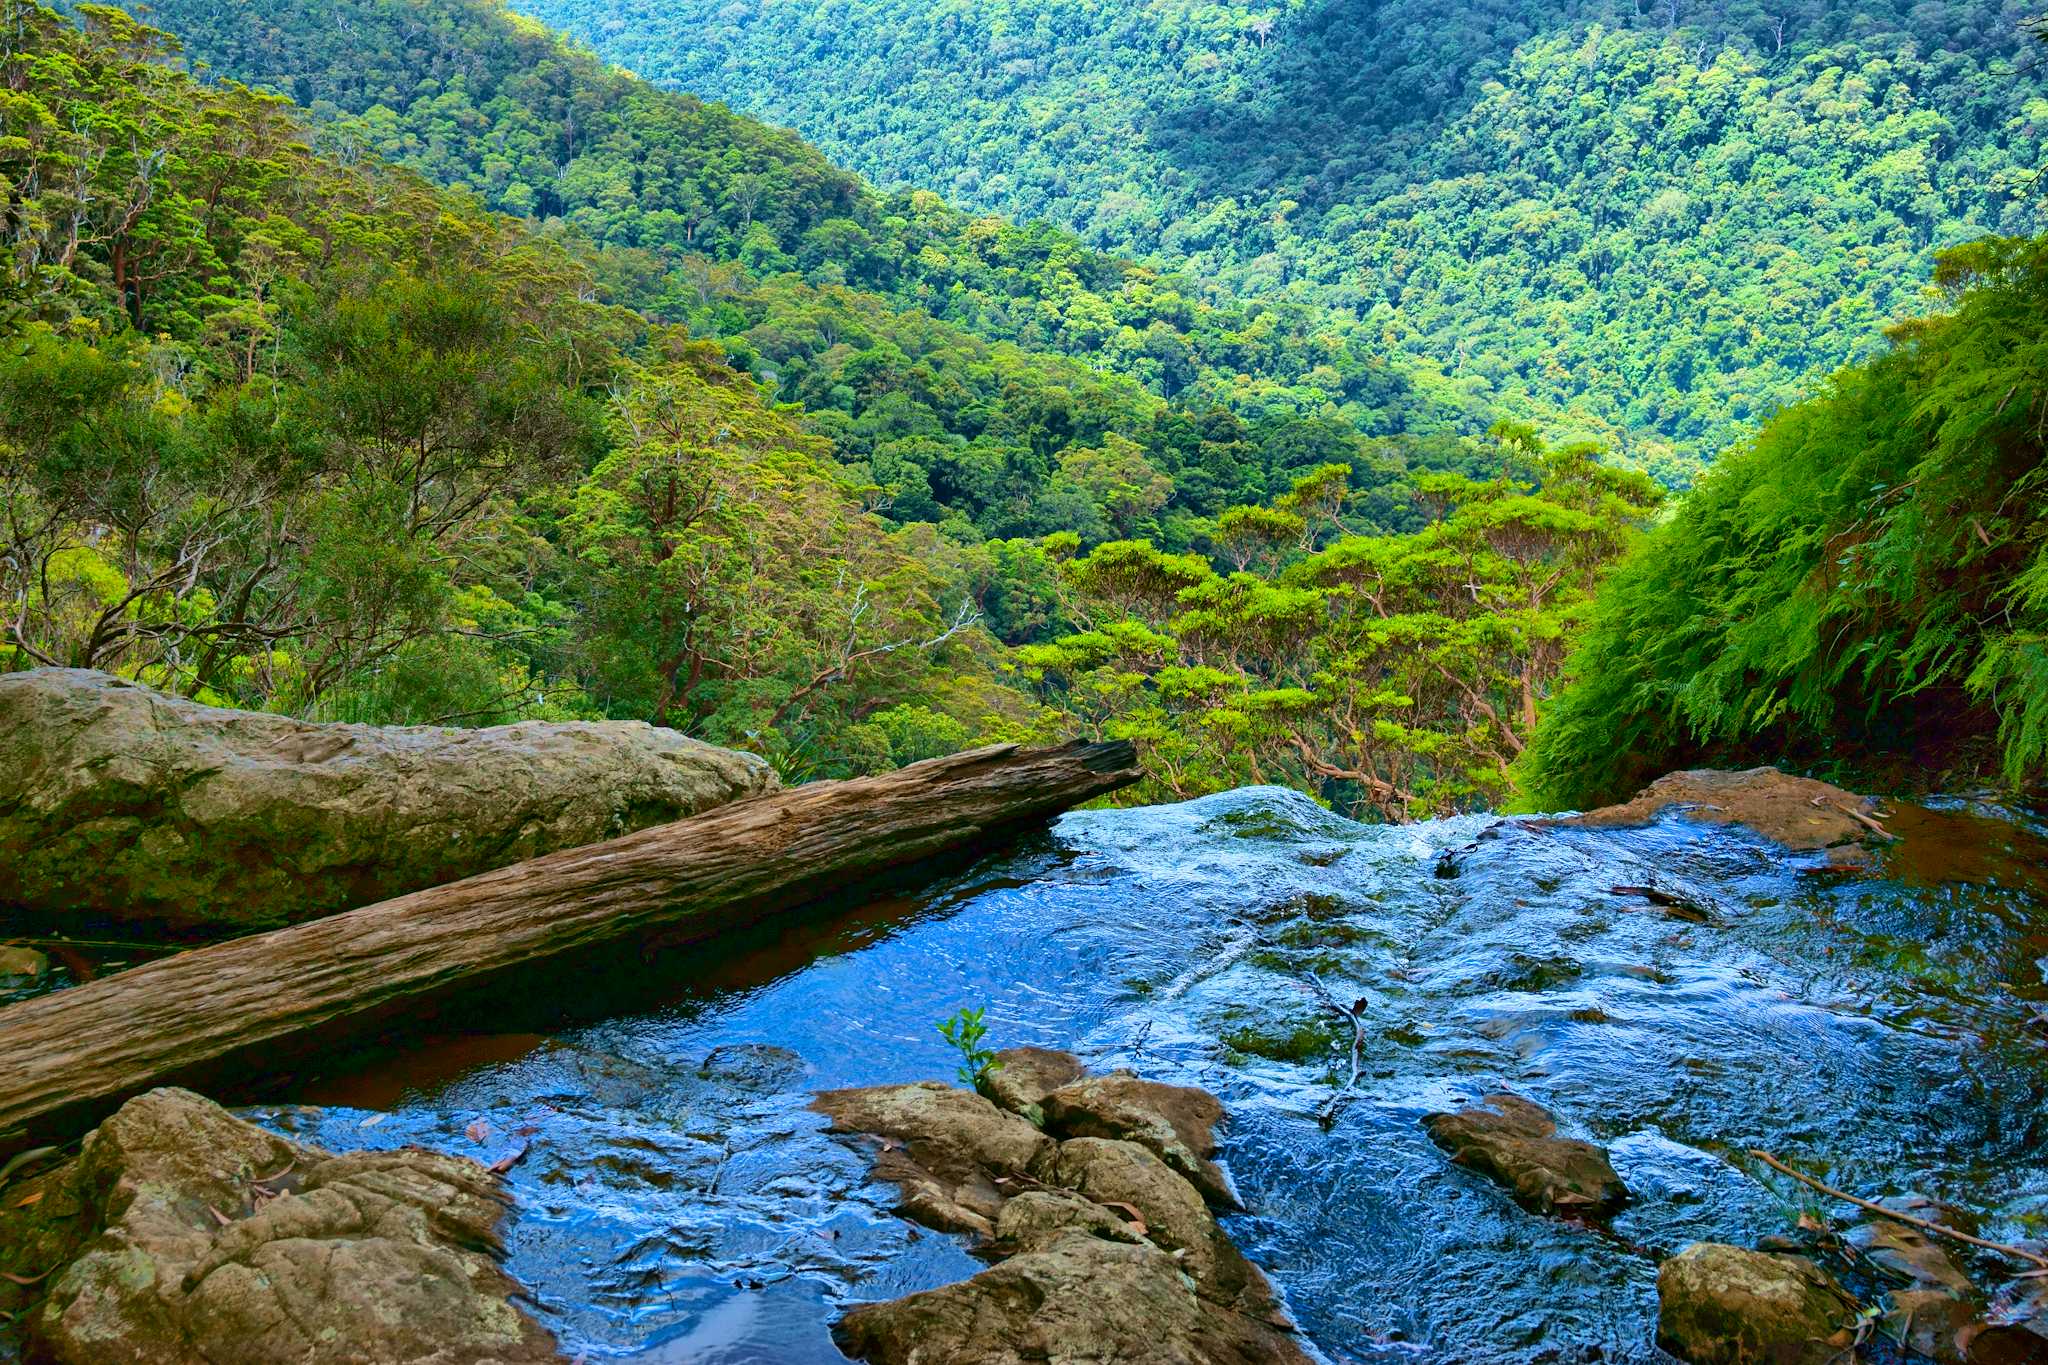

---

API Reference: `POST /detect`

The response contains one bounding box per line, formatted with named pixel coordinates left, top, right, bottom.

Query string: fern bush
left=1519, top=236, right=2048, bottom=809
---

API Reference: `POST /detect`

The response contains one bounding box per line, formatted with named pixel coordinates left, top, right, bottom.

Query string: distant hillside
left=510, top=0, right=2046, bottom=475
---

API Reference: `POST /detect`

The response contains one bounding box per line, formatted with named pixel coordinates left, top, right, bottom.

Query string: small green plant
left=936, top=1005, right=1003, bottom=1092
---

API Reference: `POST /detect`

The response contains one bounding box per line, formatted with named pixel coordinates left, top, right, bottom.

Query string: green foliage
left=514, top=0, right=2041, bottom=476
left=0, top=0, right=1031, bottom=779
left=1520, top=236, right=2048, bottom=806
left=135, top=0, right=1490, bottom=540
left=935, top=1005, right=1003, bottom=1091
left=1021, top=434, right=1662, bottom=818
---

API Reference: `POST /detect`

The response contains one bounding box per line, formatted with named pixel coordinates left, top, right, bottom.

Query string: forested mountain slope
left=0, top=0, right=1028, bottom=778
left=139, top=0, right=1500, bottom=545
left=8, top=0, right=1660, bottom=814
left=512, top=0, right=2046, bottom=474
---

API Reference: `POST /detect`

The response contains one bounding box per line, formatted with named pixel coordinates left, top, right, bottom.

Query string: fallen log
left=0, top=740, right=1139, bottom=1150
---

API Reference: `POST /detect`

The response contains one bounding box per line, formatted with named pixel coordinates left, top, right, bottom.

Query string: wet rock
left=822, top=1063, right=1305, bottom=1365
left=983, top=1046, right=1086, bottom=1125
left=1422, top=1092, right=1627, bottom=1216
left=813, top=1082, right=1056, bottom=1237
left=0, top=944, right=47, bottom=978
left=0, top=1087, right=555, bottom=1364
left=698, top=1042, right=809, bottom=1092
left=833, top=1232, right=1311, bottom=1365
left=991, top=1188, right=1146, bottom=1256
left=1041, top=1071, right=1238, bottom=1207
left=1656, top=1242, right=1861, bottom=1365
left=0, top=667, right=777, bottom=931
left=1051, top=1137, right=1277, bottom=1319
left=1549, top=766, right=1887, bottom=857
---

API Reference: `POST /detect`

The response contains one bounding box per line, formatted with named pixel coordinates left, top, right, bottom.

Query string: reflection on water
left=253, top=788, right=2048, bottom=1362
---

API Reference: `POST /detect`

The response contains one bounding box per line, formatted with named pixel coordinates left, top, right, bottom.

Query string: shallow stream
left=235, top=790, right=2048, bottom=1361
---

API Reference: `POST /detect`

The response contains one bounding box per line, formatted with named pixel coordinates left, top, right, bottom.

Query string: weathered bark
left=0, top=740, right=1138, bottom=1150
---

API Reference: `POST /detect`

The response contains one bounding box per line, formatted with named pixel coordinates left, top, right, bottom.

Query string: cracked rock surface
left=0, top=1087, right=557, bottom=1364
left=814, top=1053, right=1309, bottom=1365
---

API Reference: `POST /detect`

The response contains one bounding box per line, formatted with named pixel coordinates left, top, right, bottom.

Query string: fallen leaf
left=0, top=1268, right=50, bottom=1286
left=465, top=1119, right=492, bottom=1145
left=13, top=1190, right=42, bottom=1208
left=207, top=1205, right=233, bottom=1227
left=488, top=1142, right=530, bottom=1175
left=358, top=1114, right=387, bottom=1129
left=1099, top=1200, right=1149, bottom=1237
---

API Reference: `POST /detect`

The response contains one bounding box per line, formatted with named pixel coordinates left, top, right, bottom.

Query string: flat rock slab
left=0, top=668, right=776, bottom=931
left=1657, top=1242, right=1861, bottom=1365
left=0, top=1087, right=556, bottom=1364
left=1547, top=766, right=1885, bottom=855
left=1423, top=1092, right=1627, bottom=1216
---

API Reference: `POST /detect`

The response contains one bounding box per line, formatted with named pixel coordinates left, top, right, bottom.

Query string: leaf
left=488, top=1142, right=530, bottom=1175
left=358, top=1114, right=387, bottom=1129
left=13, top=1190, right=43, bottom=1208
left=1099, top=1200, right=1148, bottom=1237
left=465, top=1119, right=492, bottom=1145
left=207, top=1205, right=233, bottom=1227
left=0, top=1268, right=51, bottom=1286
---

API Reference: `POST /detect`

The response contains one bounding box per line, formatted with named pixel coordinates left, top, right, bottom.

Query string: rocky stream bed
left=5, top=775, right=2048, bottom=1362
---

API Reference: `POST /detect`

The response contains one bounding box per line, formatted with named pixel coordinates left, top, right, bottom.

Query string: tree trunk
left=0, top=740, right=1138, bottom=1151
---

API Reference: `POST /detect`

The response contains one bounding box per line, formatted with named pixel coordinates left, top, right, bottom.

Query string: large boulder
left=1422, top=1092, right=1627, bottom=1217
left=0, top=668, right=777, bottom=931
left=0, top=1087, right=556, bottom=1363
left=1656, top=1242, right=1861, bottom=1365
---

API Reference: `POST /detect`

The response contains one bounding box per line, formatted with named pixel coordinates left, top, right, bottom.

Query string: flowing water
left=136, top=791, right=2048, bottom=1360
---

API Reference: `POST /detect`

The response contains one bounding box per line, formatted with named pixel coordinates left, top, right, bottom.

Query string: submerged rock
left=822, top=1057, right=1306, bottom=1364
left=1550, top=766, right=1888, bottom=858
left=1422, top=1092, right=1627, bottom=1216
left=1847, top=1208, right=1975, bottom=1298
left=1656, top=1242, right=1860, bottom=1365
left=0, top=667, right=776, bottom=932
left=0, top=1087, right=556, bottom=1363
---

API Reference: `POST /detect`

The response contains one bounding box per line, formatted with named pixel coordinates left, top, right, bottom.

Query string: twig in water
left=1829, top=802, right=1897, bottom=842
left=1747, top=1150, right=2048, bottom=1271
left=1303, top=971, right=1368, bottom=1127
